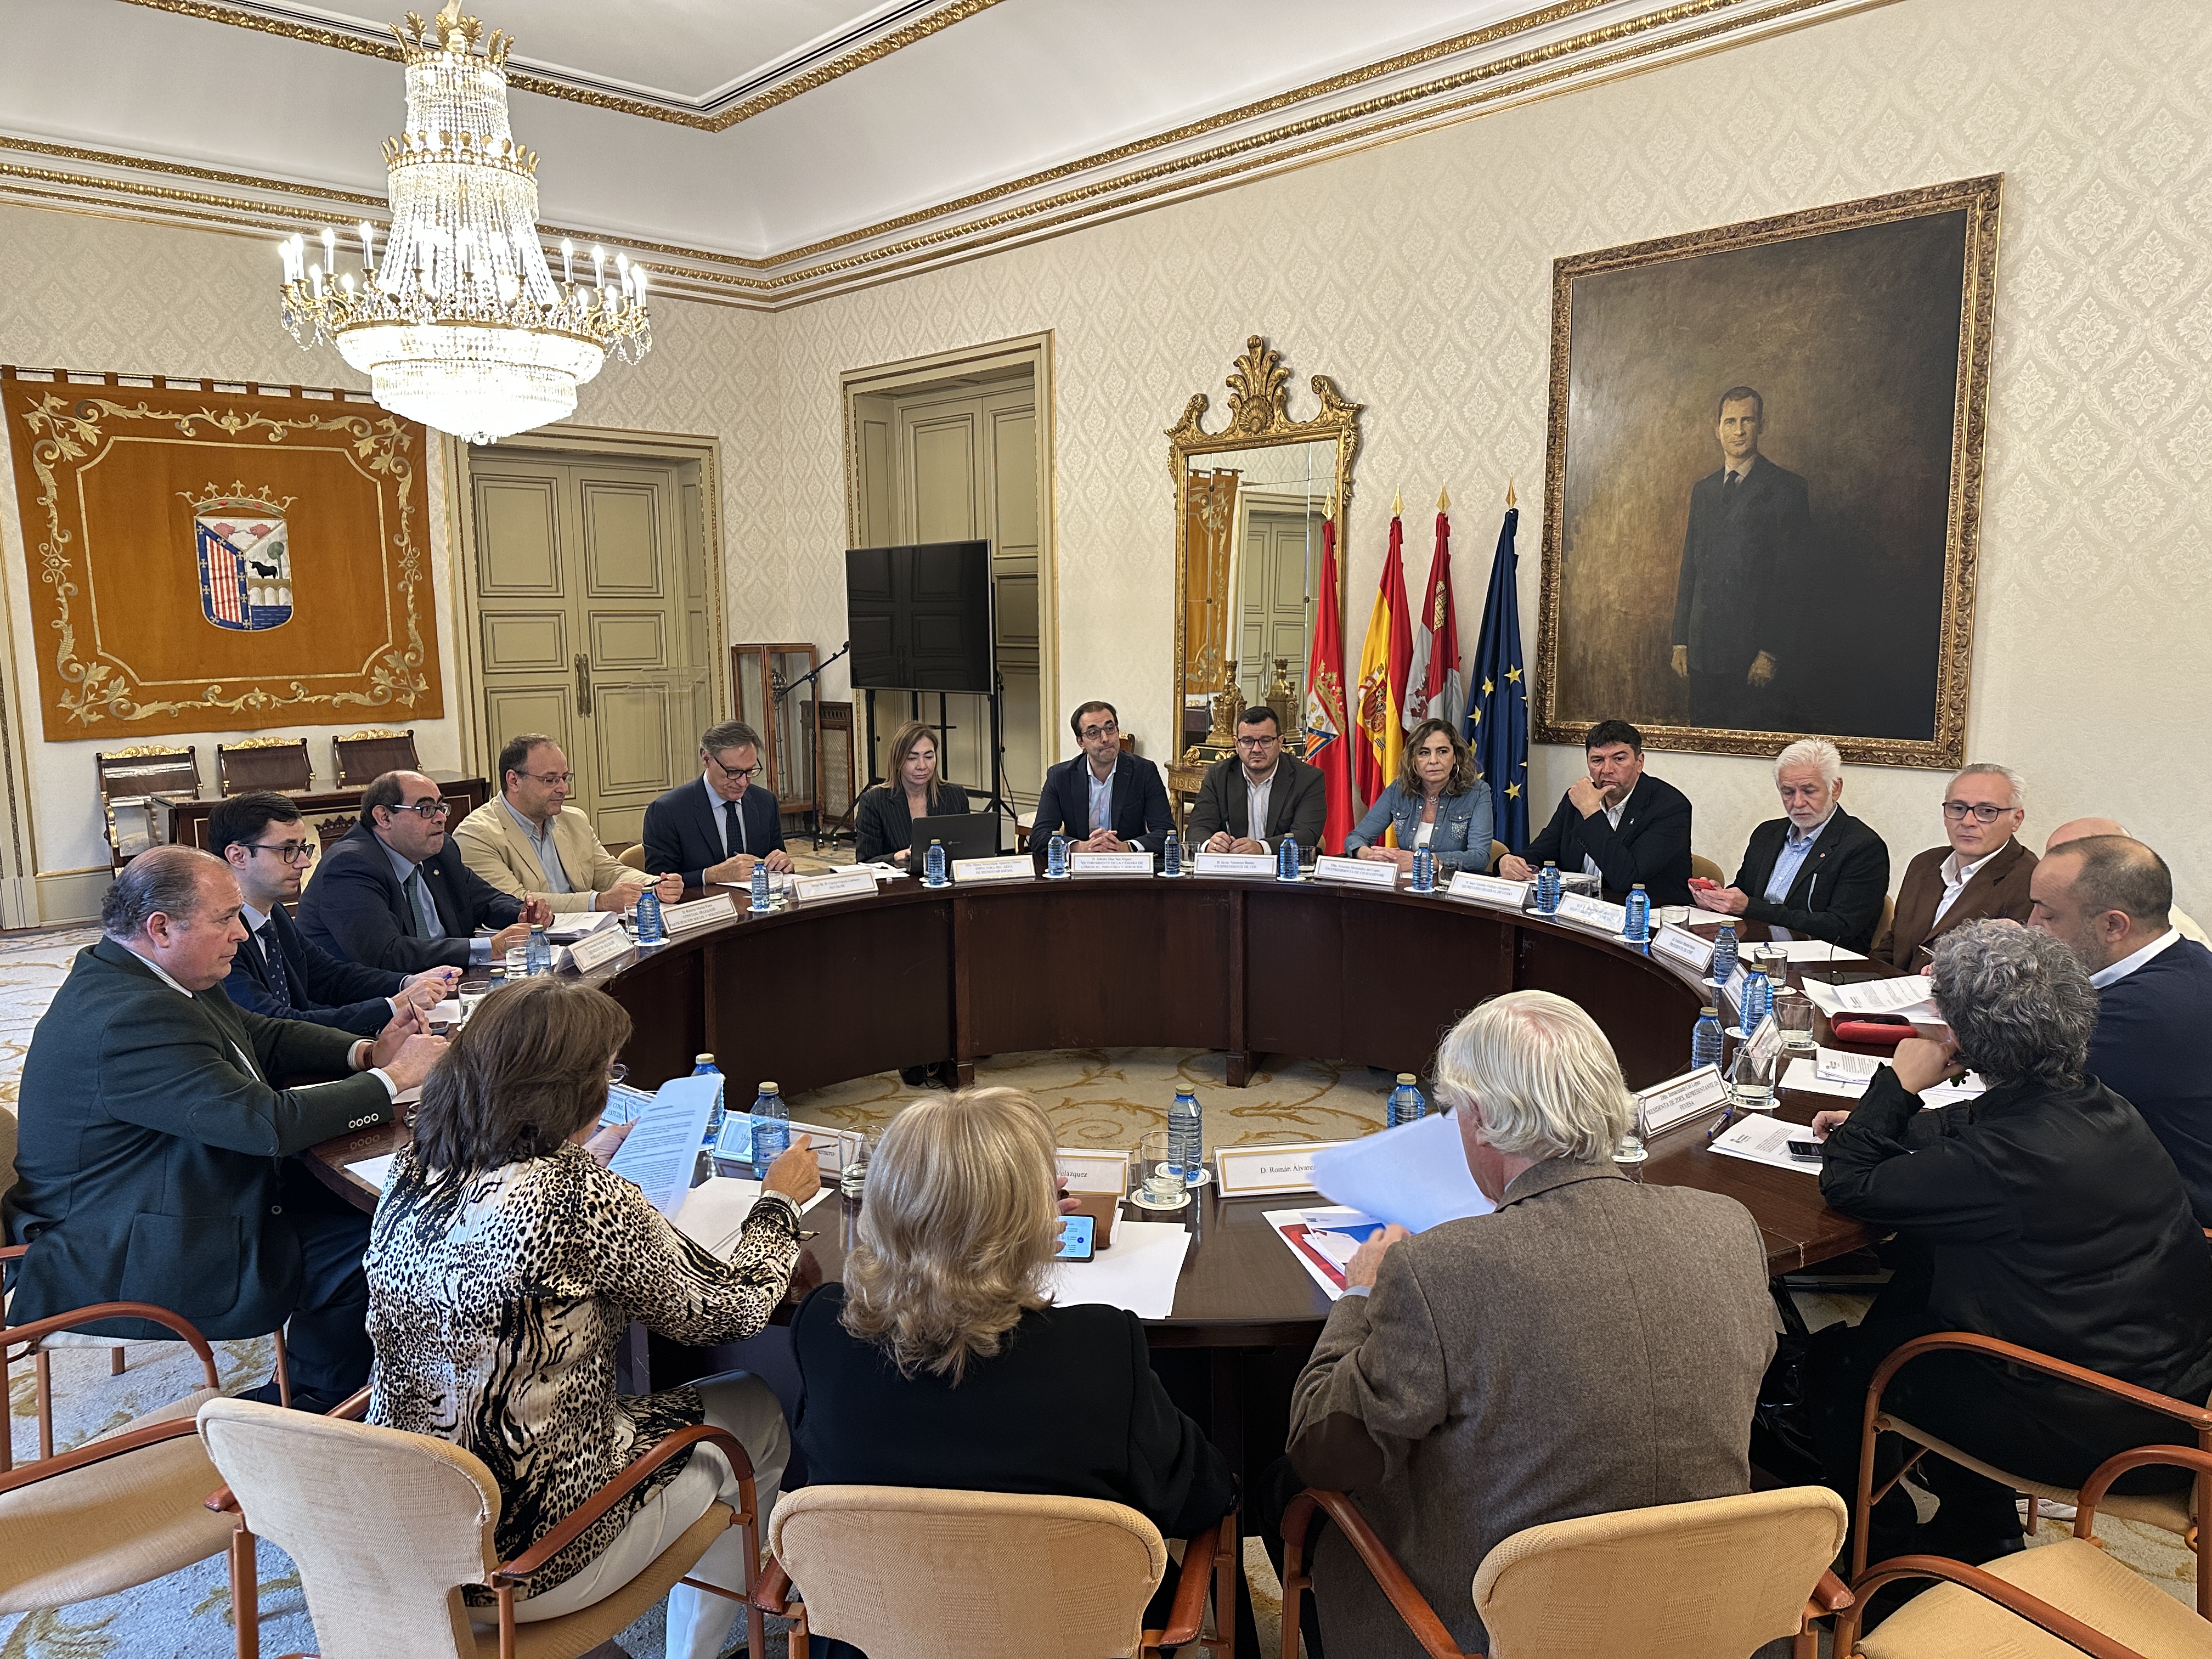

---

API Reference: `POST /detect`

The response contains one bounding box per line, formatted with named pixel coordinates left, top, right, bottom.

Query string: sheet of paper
left=1266, top=1208, right=1351, bottom=1301
left=1782, top=1056, right=1986, bottom=1107
left=1311, top=1111, right=1496, bottom=1233
left=344, top=1153, right=397, bottom=1190
left=1763, top=939, right=1869, bottom=963
left=671, top=1174, right=831, bottom=1256
left=1800, top=974, right=1939, bottom=1019
left=1708, top=1112, right=1821, bottom=1175
left=1814, top=1046, right=1882, bottom=1084
left=607, top=1074, right=723, bottom=1217
left=1045, top=1219, right=1190, bottom=1319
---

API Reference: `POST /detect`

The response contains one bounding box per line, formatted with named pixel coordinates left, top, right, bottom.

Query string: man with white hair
left=1692, top=737, right=1889, bottom=951
left=1278, top=991, right=1774, bottom=1658
left=2046, top=816, right=2207, bottom=944
left=1870, top=761, right=2036, bottom=970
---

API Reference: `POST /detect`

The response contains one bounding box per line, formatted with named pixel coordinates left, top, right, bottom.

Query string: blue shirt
left=1762, top=810, right=1835, bottom=905
left=501, top=797, right=573, bottom=894
left=383, top=838, right=492, bottom=963
left=1085, top=756, right=1118, bottom=834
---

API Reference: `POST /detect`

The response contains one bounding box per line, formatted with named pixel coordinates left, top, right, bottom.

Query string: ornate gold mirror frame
left=1166, top=336, right=1360, bottom=770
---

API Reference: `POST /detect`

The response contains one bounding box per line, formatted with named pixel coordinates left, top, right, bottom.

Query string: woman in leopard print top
left=365, top=976, right=815, bottom=1657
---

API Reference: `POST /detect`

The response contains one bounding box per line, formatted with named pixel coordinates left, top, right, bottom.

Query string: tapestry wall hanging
left=2, top=369, right=444, bottom=741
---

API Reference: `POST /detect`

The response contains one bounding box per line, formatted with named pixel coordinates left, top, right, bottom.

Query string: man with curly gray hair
left=1809, top=919, right=2212, bottom=1570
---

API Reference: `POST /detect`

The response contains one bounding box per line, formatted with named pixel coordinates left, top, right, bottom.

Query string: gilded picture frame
left=1533, top=175, right=2002, bottom=768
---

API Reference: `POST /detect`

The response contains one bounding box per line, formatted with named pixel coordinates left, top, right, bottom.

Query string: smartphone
left=1786, top=1139, right=1822, bottom=1163
left=1054, top=1214, right=1096, bottom=1262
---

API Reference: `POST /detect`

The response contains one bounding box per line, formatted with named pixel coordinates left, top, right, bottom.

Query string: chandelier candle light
left=277, top=2, right=650, bottom=444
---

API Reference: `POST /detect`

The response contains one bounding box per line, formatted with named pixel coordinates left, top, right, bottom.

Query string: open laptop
left=910, top=812, right=1000, bottom=864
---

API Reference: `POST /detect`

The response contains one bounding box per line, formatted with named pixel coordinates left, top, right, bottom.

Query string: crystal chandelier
left=278, top=2, right=650, bottom=444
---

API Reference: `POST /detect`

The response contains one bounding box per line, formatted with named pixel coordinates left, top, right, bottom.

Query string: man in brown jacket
left=1282, top=991, right=1775, bottom=1658
left=1871, top=763, right=2035, bottom=970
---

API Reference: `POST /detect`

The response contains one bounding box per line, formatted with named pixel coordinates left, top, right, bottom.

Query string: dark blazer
left=1671, top=456, right=1812, bottom=678
left=225, top=901, right=405, bottom=1037
left=853, top=781, right=972, bottom=865
left=641, top=777, right=786, bottom=889
left=1523, top=775, right=1694, bottom=906
left=297, top=821, right=522, bottom=973
left=1871, top=837, right=2036, bottom=970
left=1028, top=753, right=1174, bottom=854
left=792, top=1283, right=1233, bottom=1541
left=1185, top=754, right=1328, bottom=851
left=2091, top=938, right=2212, bottom=1227
left=1730, top=808, right=1891, bottom=952
left=3, top=940, right=393, bottom=1341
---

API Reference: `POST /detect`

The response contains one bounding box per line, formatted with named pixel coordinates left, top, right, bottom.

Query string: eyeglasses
left=1942, top=800, right=2015, bottom=823
left=244, top=840, right=316, bottom=864
left=1234, top=733, right=1281, bottom=749
left=607, top=1062, right=629, bottom=1085
left=706, top=755, right=760, bottom=782
left=1078, top=721, right=1120, bottom=741
left=393, top=799, right=449, bottom=820
left=517, top=770, right=573, bottom=787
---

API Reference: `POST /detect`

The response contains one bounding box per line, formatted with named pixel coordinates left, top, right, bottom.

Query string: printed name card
left=1635, top=1064, right=1730, bottom=1135
left=1553, top=892, right=1630, bottom=934
left=1447, top=872, right=1530, bottom=909
left=1312, top=854, right=1398, bottom=889
left=1193, top=851, right=1278, bottom=877
left=789, top=1120, right=867, bottom=1176
left=563, top=926, right=634, bottom=973
left=1215, top=1140, right=1344, bottom=1197
left=1055, top=1148, right=1132, bottom=1193
left=791, top=869, right=878, bottom=905
left=952, top=854, right=1034, bottom=885
left=1068, top=851, right=1154, bottom=876
left=663, top=891, right=736, bottom=935
left=1654, top=923, right=1717, bottom=974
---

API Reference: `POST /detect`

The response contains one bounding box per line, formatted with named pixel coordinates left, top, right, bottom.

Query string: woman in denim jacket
left=1346, top=718, right=1496, bottom=874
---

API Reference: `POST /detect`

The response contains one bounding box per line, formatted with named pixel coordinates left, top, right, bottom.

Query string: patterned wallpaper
left=2, top=0, right=2208, bottom=922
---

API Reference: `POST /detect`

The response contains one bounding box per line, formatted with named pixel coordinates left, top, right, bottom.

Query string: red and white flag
left=1403, top=487, right=1462, bottom=731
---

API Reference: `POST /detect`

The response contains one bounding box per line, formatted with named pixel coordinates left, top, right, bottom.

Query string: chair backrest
left=618, top=842, right=647, bottom=870
left=1690, top=853, right=1725, bottom=884
left=1472, top=1487, right=1847, bottom=1659
left=197, top=1396, right=501, bottom=1659
left=332, top=727, right=420, bottom=788
left=1489, top=838, right=1509, bottom=873
left=0, top=1101, right=16, bottom=1207
left=95, top=745, right=200, bottom=867
left=769, top=1485, right=1169, bottom=1659
left=1878, top=891, right=1896, bottom=946
left=216, top=736, right=313, bottom=796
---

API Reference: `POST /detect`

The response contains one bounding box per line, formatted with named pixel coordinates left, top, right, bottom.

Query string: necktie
left=1723, top=470, right=1740, bottom=501
left=724, top=798, right=744, bottom=856
left=403, top=867, right=431, bottom=939
left=259, top=922, right=292, bottom=1007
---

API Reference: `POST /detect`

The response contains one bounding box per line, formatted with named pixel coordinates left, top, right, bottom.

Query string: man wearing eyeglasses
left=1186, top=705, right=1327, bottom=857
left=642, top=719, right=796, bottom=890
left=299, top=771, right=549, bottom=972
left=1029, top=701, right=1175, bottom=855
left=1871, top=762, right=2037, bottom=970
left=211, top=791, right=457, bottom=1034
left=455, top=734, right=684, bottom=913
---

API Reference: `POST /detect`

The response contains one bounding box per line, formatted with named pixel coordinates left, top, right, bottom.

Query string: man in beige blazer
left=455, top=735, right=682, bottom=914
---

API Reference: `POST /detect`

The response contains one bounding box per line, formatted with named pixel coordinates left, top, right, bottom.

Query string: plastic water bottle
left=749, top=861, right=772, bottom=913
left=1169, top=1088, right=1203, bottom=1184
left=1624, top=883, right=1650, bottom=944
left=1711, top=921, right=1739, bottom=988
left=523, top=924, right=551, bottom=977
left=1534, top=860, right=1562, bottom=914
left=1692, top=1005, right=1724, bottom=1071
left=634, top=884, right=665, bottom=944
left=690, top=1054, right=724, bottom=1183
left=1388, top=1074, right=1427, bottom=1127
left=1741, top=964, right=1773, bottom=1033
left=924, top=839, right=949, bottom=887
left=1411, top=847, right=1436, bottom=894
left=1047, top=831, right=1070, bottom=879
left=750, top=1081, right=790, bottom=1171
left=1276, top=837, right=1301, bottom=882
left=1161, top=830, right=1182, bottom=877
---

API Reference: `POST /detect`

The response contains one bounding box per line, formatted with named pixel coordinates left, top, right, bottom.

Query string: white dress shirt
left=1931, top=844, right=2001, bottom=927
left=1244, top=765, right=1279, bottom=849
left=1584, top=783, right=1635, bottom=881
left=2089, top=927, right=2182, bottom=990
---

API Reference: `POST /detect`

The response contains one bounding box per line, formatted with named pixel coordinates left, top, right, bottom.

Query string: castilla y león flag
left=1302, top=514, right=1354, bottom=854
left=1403, top=487, right=1462, bottom=732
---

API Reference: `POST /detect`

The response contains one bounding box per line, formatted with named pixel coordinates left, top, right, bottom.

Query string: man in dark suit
left=1186, top=705, right=1327, bottom=855
left=1692, top=737, right=1889, bottom=951
left=1499, top=720, right=1693, bottom=906
left=2031, top=835, right=2212, bottom=1223
left=1669, top=385, right=1812, bottom=731
left=1029, top=699, right=1175, bottom=854
left=642, top=719, right=795, bottom=889
left=3, top=847, right=444, bottom=1409
left=1871, top=762, right=2035, bottom=970
left=211, top=791, right=456, bottom=1036
left=297, top=771, right=544, bottom=973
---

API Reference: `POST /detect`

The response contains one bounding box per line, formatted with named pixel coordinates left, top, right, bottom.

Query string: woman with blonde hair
left=853, top=719, right=970, bottom=866
left=791, top=1087, right=1232, bottom=1654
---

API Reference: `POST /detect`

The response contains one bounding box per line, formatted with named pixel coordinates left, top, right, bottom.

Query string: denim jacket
left=1344, top=782, right=1496, bottom=873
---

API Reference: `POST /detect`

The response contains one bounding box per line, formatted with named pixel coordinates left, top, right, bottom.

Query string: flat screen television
left=845, top=540, right=994, bottom=694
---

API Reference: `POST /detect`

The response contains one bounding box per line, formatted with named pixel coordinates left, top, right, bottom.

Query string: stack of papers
left=1782, top=1047, right=1986, bottom=1108
left=1311, top=1112, right=1495, bottom=1233
left=670, top=1175, right=832, bottom=1256
left=1266, top=1207, right=1389, bottom=1300
left=545, top=910, right=620, bottom=942
left=1799, top=974, right=1942, bottom=1022
left=1709, top=1114, right=1821, bottom=1175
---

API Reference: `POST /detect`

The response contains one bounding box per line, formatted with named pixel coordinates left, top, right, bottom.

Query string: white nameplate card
left=1312, top=855, right=1397, bottom=889
left=952, top=854, right=1033, bottom=884
left=1636, top=1064, right=1730, bottom=1135
left=1553, top=892, right=1630, bottom=934
left=663, top=891, right=736, bottom=935
left=788, top=1120, right=867, bottom=1176
left=1739, top=1013, right=1782, bottom=1075
left=1654, top=923, right=1716, bottom=974
left=1193, top=851, right=1278, bottom=877
left=1056, top=1147, right=1132, bottom=1194
left=791, top=869, right=878, bottom=905
left=1447, top=872, right=1530, bottom=909
left=1068, top=851, right=1153, bottom=877
left=1216, top=1140, right=1344, bottom=1198
left=563, top=926, right=634, bottom=973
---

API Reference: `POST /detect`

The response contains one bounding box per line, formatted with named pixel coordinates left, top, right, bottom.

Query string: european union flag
left=1464, top=505, right=1528, bottom=852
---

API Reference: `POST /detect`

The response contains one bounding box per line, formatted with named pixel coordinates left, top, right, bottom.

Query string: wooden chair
left=331, top=728, right=420, bottom=789
left=216, top=736, right=313, bottom=796
left=760, top=1483, right=1237, bottom=1659
left=1853, top=1332, right=2212, bottom=1620
left=1278, top=1485, right=1850, bottom=1659
left=1691, top=852, right=1726, bottom=884
left=199, top=1392, right=764, bottom=1659
left=1839, top=1448, right=2212, bottom=1656
left=94, top=743, right=200, bottom=869
left=0, top=1300, right=237, bottom=1635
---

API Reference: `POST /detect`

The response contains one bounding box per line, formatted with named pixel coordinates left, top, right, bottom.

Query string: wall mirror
left=1168, top=337, right=1360, bottom=765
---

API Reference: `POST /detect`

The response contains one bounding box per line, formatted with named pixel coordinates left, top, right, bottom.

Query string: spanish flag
left=1353, top=495, right=1412, bottom=813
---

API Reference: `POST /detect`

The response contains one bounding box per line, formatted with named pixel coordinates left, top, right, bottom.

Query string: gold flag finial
left=1392, top=489, right=1403, bottom=516
left=1437, top=485, right=1451, bottom=513
left=1506, top=477, right=1518, bottom=509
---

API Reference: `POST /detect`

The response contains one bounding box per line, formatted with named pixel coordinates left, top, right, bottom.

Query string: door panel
left=483, top=611, right=568, bottom=672
left=486, top=686, right=575, bottom=760
left=592, top=684, right=675, bottom=794
left=580, top=479, right=665, bottom=596
left=475, top=474, right=562, bottom=594
left=591, top=611, right=666, bottom=668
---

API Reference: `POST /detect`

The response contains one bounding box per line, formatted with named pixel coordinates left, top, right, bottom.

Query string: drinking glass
left=1774, top=987, right=1816, bottom=1052
left=1139, top=1130, right=1184, bottom=1205
left=1612, top=1098, right=1649, bottom=1164
left=840, top=1126, right=876, bottom=1199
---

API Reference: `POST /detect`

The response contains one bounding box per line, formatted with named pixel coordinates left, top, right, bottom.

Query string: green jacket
left=4, top=939, right=394, bottom=1340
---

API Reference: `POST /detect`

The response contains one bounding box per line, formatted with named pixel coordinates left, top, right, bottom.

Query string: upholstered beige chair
left=198, top=1395, right=763, bottom=1659
left=1488, top=839, right=1509, bottom=873
left=618, top=843, right=648, bottom=871
left=1690, top=853, right=1726, bottom=884
left=760, top=1484, right=1237, bottom=1659
left=0, top=1300, right=236, bottom=1632
left=1278, top=1485, right=1850, bottom=1659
